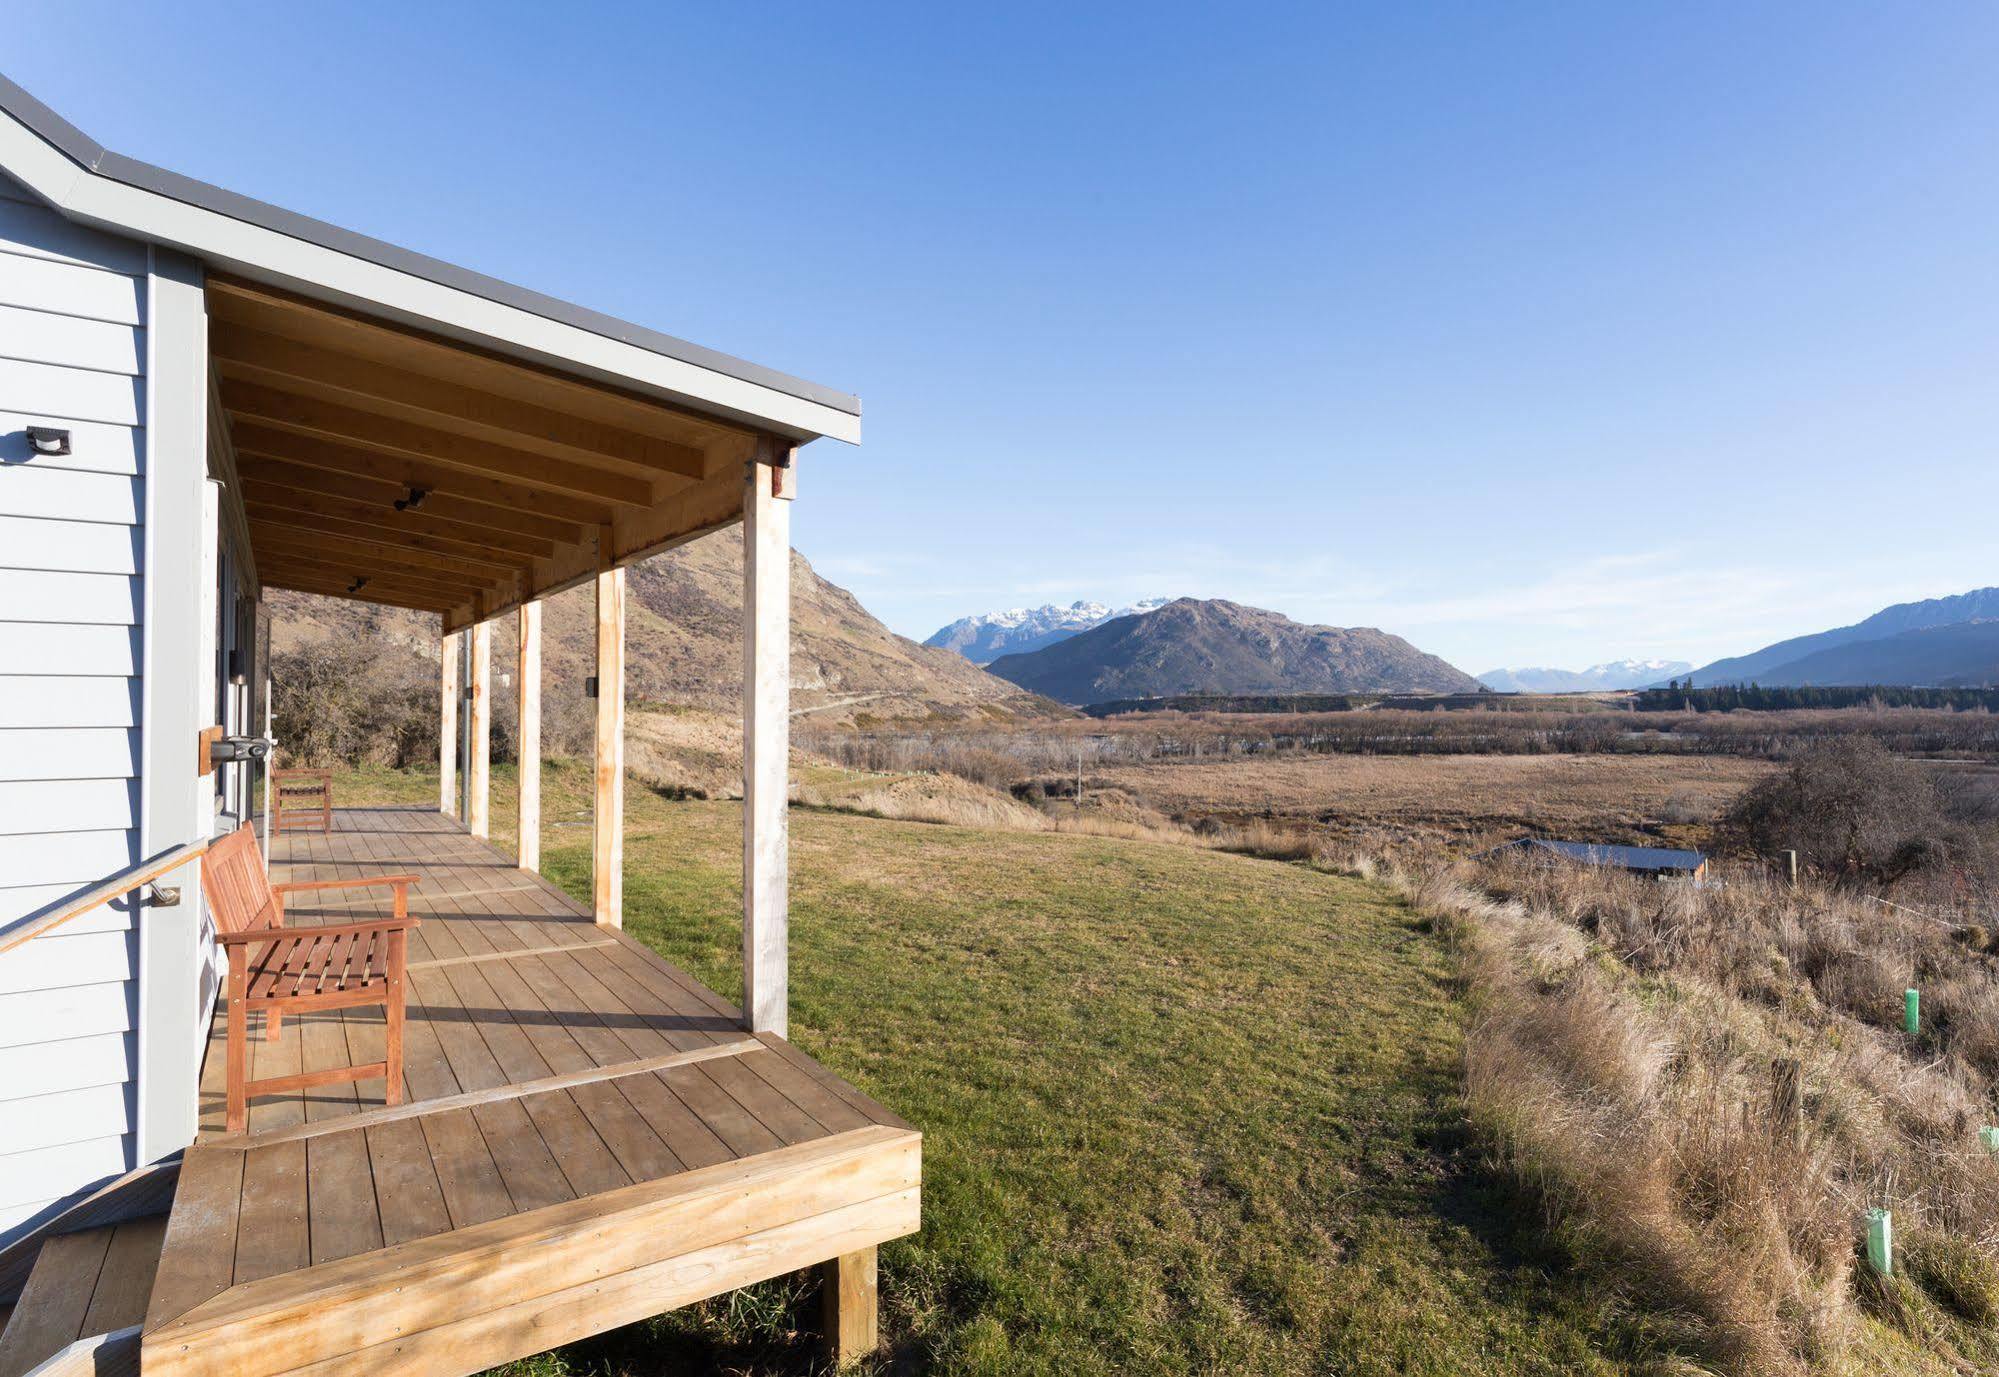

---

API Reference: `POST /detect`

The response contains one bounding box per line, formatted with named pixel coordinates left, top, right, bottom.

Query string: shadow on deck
left=139, top=808, right=919, bottom=1377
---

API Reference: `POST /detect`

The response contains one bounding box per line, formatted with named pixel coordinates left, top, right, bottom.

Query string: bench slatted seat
left=199, top=826, right=419, bottom=1133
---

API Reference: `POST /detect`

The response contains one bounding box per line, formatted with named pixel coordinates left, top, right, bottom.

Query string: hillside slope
left=1688, top=586, right=1999, bottom=685
left=986, top=597, right=1480, bottom=704
left=270, top=527, right=1055, bottom=726
left=1743, top=618, right=1999, bottom=687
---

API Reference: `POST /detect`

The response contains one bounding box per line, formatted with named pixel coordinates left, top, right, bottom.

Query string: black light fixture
left=26, top=426, right=71, bottom=456
left=394, top=485, right=430, bottom=512
left=347, top=576, right=370, bottom=594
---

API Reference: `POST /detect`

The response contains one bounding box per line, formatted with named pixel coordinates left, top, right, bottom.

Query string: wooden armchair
left=199, top=825, right=420, bottom=1133
left=272, top=768, right=333, bottom=832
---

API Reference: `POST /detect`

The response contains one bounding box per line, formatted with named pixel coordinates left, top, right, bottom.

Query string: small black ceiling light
left=26, top=426, right=71, bottom=456
left=394, top=485, right=430, bottom=512
left=347, top=576, right=370, bottom=594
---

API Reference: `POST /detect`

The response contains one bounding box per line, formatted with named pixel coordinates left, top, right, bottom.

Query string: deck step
left=0, top=1216, right=166, bottom=1377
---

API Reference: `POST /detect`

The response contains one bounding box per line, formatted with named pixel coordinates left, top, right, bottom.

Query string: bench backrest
left=199, top=826, right=280, bottom=935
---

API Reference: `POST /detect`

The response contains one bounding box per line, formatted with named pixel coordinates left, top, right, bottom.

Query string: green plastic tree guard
left=1981, top=1126, right=1999, bottom=1155
left=1905, top=988, right=1920, bottom=1035
left=1867, top=1208, right=1894, bottom=1277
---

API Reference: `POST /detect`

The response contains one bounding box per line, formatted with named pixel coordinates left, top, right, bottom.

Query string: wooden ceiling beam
left=245, top=509, right=531, bottom=575
left=232, top=454, right=583, bottom=546
left=258, top=554, right=487, bottom=601
left=251, top=529, right=516, bottom=593
left=440, top=457, right=744, bottom=633
left=227, top=422, right=618, bottom=529
left=211, top=322, right=710, bottom=482
left=261, top=572, right=453, bottom=614
left=237, top=475, right=558, bottom=559
left=206, top=275, right=763, bottom=458
left=220, top=381, right=657, bottom=507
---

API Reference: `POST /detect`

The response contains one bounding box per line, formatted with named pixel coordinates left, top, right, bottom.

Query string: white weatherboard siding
left=0, top=176, right=150, bottom=1244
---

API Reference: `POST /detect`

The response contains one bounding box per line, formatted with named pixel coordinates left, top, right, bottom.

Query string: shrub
left=271, top=638, right=517, bottom=769
left=1720, top=739, right=1953, bottom=885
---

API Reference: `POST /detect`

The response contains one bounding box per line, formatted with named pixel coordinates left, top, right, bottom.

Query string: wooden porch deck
left=138, top=807, right=919, bottom=1377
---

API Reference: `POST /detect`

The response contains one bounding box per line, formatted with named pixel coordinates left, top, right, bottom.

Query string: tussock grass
left=1377, top=853, right=1999, bottom=1375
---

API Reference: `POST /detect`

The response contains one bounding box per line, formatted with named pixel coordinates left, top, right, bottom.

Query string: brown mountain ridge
left=984, top=597, right=1481, bottom=704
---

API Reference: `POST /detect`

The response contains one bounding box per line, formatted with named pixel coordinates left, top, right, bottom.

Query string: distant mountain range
left=984, top=598, right=1482, bottom=704
left=1683, top=586, right=1999, bottom=688
left=1479, top=659, right=1692, bottom=694
left=925, top=598, right=1172, bottom=664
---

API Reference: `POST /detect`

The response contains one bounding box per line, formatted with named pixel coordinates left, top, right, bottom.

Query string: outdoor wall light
left=394, top=485, right=430, bottom=511
left=26, top=426, right=71, bottom=456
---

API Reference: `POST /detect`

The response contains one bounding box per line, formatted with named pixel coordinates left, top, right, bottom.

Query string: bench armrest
left=218, top=915, right=419, bottom=946
left=271, top=875, right=419, bottom=895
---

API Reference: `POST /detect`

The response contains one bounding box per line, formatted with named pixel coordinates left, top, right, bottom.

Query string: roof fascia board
left=0, top=90, right=859, bottom=446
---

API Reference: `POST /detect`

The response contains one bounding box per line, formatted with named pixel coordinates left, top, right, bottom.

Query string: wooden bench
left=272, top=769, right=333, bottom=833
left=199, top=826, right=419, bottom=1134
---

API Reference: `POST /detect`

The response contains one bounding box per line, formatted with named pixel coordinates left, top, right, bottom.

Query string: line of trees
left=1637, top=684, right=1999, bottom=712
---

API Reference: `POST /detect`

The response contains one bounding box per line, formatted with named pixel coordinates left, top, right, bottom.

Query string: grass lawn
left=328, top=763, right=1651, bottom=1375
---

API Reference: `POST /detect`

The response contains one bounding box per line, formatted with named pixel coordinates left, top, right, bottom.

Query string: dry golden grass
left=791, top=766, right=1050, bottom=831
left=1361, top=852, right=1999, bottom=1375
left=1093, top=753, right=1774, bottom=850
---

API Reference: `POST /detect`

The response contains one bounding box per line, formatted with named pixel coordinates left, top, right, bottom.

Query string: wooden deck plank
left=413, top=1110, right=517, bottom=1230
left=142, top=1150, right=244, bottom=1331
left=413, top=949, right=630, bottom=1198
left=578, top=942, right=831, bottom=1146
left=469, top=952, right=688, bottom=1181
left=502, top=950, right=736, bottom=1171
left=327, top=824, right=530, bottom=1231
left=756, top=1033, right=918, bottom=1133
left=359, top=1119, right=454, bottom=1247
left=299, top=1013, right=383, bottom=1267
left=390, top=861, right=591, bottom=1213
left=545, top=943, right=794, bottom=1156
left=79, top=1215, right=168, bottom=1335
left=235, top=989, right=311, bottom=1287
left=0, top=1228, right=110, bottom=1372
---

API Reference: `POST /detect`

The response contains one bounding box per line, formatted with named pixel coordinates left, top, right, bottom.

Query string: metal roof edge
left=0, top=72, right=861, bottom=420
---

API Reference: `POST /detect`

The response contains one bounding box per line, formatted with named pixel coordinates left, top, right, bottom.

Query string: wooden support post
left=743, top=446, right=794, bottom=1036
left=518, top=600, right=542, bottom=873
left=821, top=1246, right=879, bottom=1365
left=593, top=567, right=626, bottom=927
left=468, top=619, right=492, bottom=839
left=439, top=629, right=461, bottom=817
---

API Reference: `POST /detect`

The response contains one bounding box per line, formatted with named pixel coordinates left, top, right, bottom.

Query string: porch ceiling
left=210, top=276, right=776, bottom=631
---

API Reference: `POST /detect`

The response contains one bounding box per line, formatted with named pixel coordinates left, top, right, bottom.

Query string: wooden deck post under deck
left=468, top=618, right=492, bottom=839
left=594, top=566, right=625, bottom=927
left=743, top=446, right=794, bottom=1036
left=518, top=599, right=542, bottom=873
left=822, top=1246, right=880, bottom=1363
left=439, top=628, right=461, bottom=818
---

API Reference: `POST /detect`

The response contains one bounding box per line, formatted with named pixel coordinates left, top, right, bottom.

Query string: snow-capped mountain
left=925, top=598, right=1172, bottom=664
left=1478, top=658, right=1693, bottom=694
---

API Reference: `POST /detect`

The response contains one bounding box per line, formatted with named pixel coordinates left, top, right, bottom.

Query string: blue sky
left=15, top=2, right=1997, bottom=672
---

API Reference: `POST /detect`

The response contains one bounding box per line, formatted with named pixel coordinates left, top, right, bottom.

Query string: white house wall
left=0, top=171, right=152, bottom=1243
